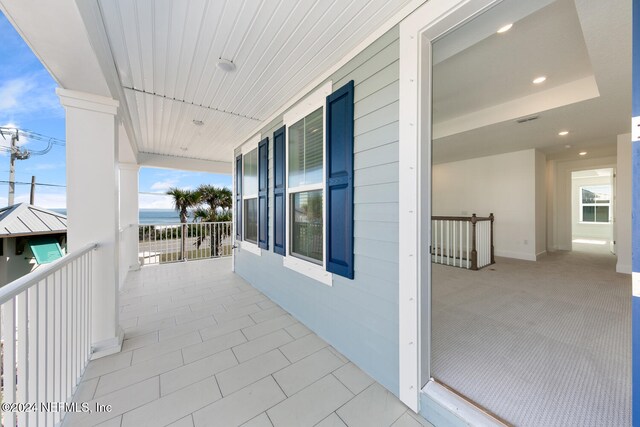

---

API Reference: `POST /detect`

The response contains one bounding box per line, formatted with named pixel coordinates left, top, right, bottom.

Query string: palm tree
left=166, top=187, right=201, bottom=260
left=196, top=185, right=233, bottom=256
left=197, top=185, right=233, bottom=220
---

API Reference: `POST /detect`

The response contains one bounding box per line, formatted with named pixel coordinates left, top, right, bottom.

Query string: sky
left=0, top=12, right=231, bottom=210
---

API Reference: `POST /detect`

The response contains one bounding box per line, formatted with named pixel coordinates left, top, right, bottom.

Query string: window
left=243, top=147, right=258, bottom=244
left=287, top=107, right=324, bottom=265
left=580, top=185, right=611, bottom=223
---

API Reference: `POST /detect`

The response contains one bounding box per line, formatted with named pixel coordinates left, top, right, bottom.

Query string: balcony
left=1, top=244, right=431, bottom=427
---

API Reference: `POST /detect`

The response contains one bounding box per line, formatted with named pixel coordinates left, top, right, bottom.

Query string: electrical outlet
left=523, top=239, right=528, bottom=245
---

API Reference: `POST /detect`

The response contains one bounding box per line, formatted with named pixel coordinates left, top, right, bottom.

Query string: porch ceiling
left=97, top=0, right=414, bottom=163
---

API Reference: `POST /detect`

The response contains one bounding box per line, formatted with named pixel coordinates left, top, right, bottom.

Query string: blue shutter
left=273, top=126, right=286, bottom=255
left=235, top=154, right=242, bottom=241
left=326, top=81, right=355, bottom=279
left=258, top=137, right=269, bottom=249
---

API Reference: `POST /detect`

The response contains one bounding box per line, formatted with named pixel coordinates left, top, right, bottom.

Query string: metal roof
left=0, top=203, right=67, bottom=238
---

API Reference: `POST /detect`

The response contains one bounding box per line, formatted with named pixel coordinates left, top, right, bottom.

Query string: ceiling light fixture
left=579, top=151, right=587, bottom=156
left=558, top=130, right=569, bottom=136
left=217, top=58, right=236, bottom=72
left=192, top=119, right=204, bottom=126
left=497, top=23, right=513, bottom=33
left=532, top=76, right=547, bottom=84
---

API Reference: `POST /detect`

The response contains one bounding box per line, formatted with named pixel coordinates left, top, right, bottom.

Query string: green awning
left=29, top=236, right=63, bottom=264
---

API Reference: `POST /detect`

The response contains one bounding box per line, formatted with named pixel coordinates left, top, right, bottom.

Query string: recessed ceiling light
left=497, top=23, right=513, bottom=34
left=192, top=119, right=204, bottom=126
left=532, top=76, right=547, bottom=84
left=558, top=130, right=569, bottom=136
left=579, top=151, right=587, bottom=156
left=217, top=58, right=236, bottom=72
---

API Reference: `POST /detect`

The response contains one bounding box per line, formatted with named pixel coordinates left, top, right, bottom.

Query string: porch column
left=119, top=163, right=140, bottom=283
left=57, top=88, right=123, bottom=359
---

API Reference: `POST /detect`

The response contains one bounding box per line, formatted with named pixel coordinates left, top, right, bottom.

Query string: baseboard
left=90, top=327, right=124, bottom=360
left=494, top=250, right=537, bottom=261
left=616, top=263, right=632, bottom=274
left=536, top=251, right=547, bottom=260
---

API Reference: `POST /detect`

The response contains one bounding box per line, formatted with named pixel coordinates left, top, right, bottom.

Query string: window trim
left=283, top=82, right=333, bottom=286
left=579, top=184, right=612, bottom=224
left=240, top=135, right=261, bottom=255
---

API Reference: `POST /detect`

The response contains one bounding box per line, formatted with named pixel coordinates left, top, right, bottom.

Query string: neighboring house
left=0, top=0, right=637, bottom=426
left=0, top=203, right=67, bottom=286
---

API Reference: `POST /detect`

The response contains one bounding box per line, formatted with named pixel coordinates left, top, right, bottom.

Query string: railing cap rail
left=0, top=242, right=98, bottom=305
left=432, top=215, right=493, bottom=221
left=139, top=221, right=232, bottom=226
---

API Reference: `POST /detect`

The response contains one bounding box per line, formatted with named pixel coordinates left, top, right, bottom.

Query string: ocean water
left=52, top=209, right=192, bottom=225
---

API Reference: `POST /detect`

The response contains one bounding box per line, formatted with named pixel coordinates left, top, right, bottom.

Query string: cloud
left=150, top=179, right=178, bottom=192
left=0, top=74, right=63, bottom=121
left=139, top=193, right=174, bottom=209
left=0, top=185, right=66, bottom=209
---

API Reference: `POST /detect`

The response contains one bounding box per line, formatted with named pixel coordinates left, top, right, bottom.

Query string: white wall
left=535, top=150, right=547, bottom=257
left=0, top=238, right=37, bottom=286
left=432, top=149, right=539, bottom=261
left=616, top=133, right=632, bottom=273
left=571, top=173, right=613, bottom=240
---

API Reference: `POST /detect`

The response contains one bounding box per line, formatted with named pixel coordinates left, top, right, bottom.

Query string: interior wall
left=432, top=149, right=539, bottom=261
left=571, top=173, right=613, bottom=241
left=616, top=133, right=632, bottom=273
left=535, top=150, right=547, bottom=257
left=548, top=154, right=617, bottom=251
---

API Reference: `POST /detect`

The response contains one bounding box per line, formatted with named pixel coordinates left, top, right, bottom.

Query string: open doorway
left=425, top=0, right=631, bottom=425
left=571, top=168, right=615, bottom=255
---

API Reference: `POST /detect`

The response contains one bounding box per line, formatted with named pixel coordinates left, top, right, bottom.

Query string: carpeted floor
left=431, top=249, right=631, bottom=427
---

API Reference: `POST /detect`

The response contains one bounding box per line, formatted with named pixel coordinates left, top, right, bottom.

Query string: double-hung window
left=288, top=107, right=324, bottom=264
left=282, top=82, right=333, bottom=285
left=243, top=146, right=259, bottom=245
left=580, top=185, right=611, bottom=223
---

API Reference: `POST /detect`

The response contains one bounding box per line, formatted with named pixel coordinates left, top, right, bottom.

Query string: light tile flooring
left=66, top=258, right=432, bottom=427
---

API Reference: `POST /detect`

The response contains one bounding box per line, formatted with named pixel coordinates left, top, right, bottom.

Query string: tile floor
left=66, top=258, right=433, bottom=427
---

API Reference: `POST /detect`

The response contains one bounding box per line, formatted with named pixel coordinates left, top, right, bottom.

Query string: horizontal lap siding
left=234, top=26, right=400, bottom=395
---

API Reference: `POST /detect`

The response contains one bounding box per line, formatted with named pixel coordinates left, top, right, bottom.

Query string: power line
left=0, top=127, right=65, bottom=156
left=0, top=180, right=66, bottom=188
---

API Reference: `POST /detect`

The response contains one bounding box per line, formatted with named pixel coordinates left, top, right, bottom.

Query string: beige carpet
left=432, top=249, right=631, bottom=427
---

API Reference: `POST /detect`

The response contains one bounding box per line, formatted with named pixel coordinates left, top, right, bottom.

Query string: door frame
left=397, top=0, right=499, bottom=411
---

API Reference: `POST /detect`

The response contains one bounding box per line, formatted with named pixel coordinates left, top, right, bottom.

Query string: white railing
left=138, top=222, right=233, bottom=266
left=0, top=242, right=97, bottom=427
left=431, top=214, right=495, bottom=270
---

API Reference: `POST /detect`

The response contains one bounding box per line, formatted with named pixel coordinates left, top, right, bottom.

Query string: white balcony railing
left=0, top=242, right=97, bottom=427
left=138, top=222, right=233, bottom=266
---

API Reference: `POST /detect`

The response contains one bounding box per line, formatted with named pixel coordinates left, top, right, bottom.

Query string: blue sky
left=0, top=12, right=231, bottom=210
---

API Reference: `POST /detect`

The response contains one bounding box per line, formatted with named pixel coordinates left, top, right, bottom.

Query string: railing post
left=490, top=213, right=495, bottom=264
left=471, top=213, right=478, bottom=270
left=181, top=223, right=186, bottom=261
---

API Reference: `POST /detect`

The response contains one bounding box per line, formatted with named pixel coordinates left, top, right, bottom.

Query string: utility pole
left=5, top=130, right=30, bottom=207
left=30, top=176, right=36, bottom=205
left=8, top=132, right=16, bottom=206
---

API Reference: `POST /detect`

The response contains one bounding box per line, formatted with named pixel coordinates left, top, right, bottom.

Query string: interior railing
left=138, top=221, right=233, bottom=266
left=431, top=214, right=495, bottom=270
left=0, top=242, right=97, bottom=427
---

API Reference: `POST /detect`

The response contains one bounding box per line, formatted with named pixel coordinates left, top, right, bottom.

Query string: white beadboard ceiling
left=97, top=0, right=413, bottom=163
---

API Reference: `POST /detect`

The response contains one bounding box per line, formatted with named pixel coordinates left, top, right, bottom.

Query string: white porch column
left=57, top=88, right=123, bottom=359
left=119, top=163, right=140, bottom=284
